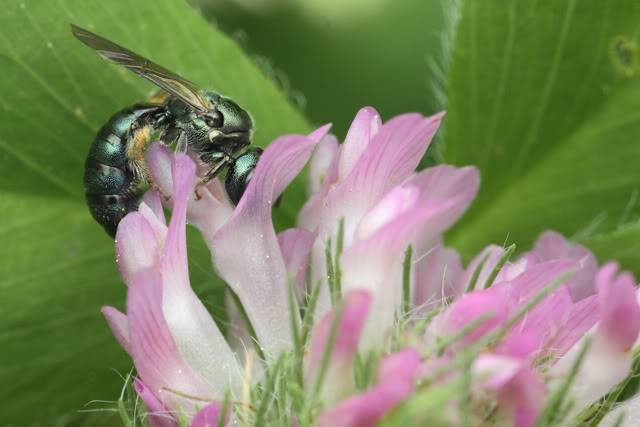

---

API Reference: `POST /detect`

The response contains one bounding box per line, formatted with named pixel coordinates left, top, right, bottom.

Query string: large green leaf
left=0, top=0, right=308, bottom=424
left=585, top=221, right=640, bottom=271
left=444, top=0, right=640, bottom=273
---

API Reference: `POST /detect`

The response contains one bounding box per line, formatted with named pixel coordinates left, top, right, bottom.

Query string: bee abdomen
left=84, top=105, right=159, bottom=237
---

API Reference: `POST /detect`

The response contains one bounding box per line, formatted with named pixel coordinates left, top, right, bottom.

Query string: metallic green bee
left=71, top=24, right=261, bottom=237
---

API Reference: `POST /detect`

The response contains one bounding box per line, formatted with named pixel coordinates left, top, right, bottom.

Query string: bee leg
left=175, top=132, right=188, bottom=154
left=194, top=155, right=232, bottom=201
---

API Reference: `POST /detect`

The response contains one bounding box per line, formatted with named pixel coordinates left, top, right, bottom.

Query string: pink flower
left=300, top=107, right=480, bottom=348
left=103, top=154, right=242, bottom=421
left=550, top=262, right=640, bottom=409
left=426, top=232, right=640, bottom=423
left=103, top=126, right=328, bottom=422
left=101, top=106, right=640, bottom=426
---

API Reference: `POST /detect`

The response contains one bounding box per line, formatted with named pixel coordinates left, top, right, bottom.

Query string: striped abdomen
left=84, top=105, right=161, bottom=237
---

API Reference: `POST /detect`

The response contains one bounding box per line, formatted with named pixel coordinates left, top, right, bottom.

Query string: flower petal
left=338, top=106, right=381, bottom=181
left=473, top=355, right=545, bottom=427
left=317, top=380, right=413, bottom=427
left=212, top=129, right=328, bottom=354
left=160, top=153, right=242, bottom=397
left=147, top=143, right=174, bottom=195
left=306, top=290, right=372, bottom=404
left=101, top=306, right=131, bottom=355
left=552, top=295, right=598, bottom=357
left=596, top=262, right=640, bottom=352
left=278, top=228, right=317, bottom=300
left=191, top=402, right=228, bottom=427
left=116, top=212, right=163, bottom=285
left=308, top=134, right=339, bottom=195
left=134, top=378, right=178, bottom=427
left=443, top=287, right=510, bottom=346
left=127, top=269, right=213, bottom=415
left=459, top=245, right=505, bottom=291
left=341, top=165, right=480, bottom=347
left=473, top=354, right=522, bottom=390
left=599, top=394, right=640, bottom=427
left=146, top=143, right=234, bottom=242
left=321, top=112, right=445, bottom=246
left=496, top=259, right=577, bottom=302
left=142, top=189, right=167, bottom=227
left=551, top=332, right=633, bottom=412
left=377, top=348, right=421, bottom=385
left=413, top=243, right=463, bottom=312
left=529, top=231, right=598, bottom=300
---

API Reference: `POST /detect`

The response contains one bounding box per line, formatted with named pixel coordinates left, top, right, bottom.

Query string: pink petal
left=278, top=228, right=317, bottom=301
left=116, top=212, right=163, bottom=285
left=496, top=259, right=577, bottom=302
left=596, top=262, right=640, bottom=352
left=308, top=123, right=333, bottom=141
left=127, top=269, right=214, bottom=414
left=306, top=290, right=371, bottom=404
left=459, top=245, right=505, bottom=291
left=377, top=348, right=421, bottom=385
left=474, top=355, right=545, bottom=427
left=341, top=165, right=480, bottom=347
left=338, top=107, right=381, bottom=181
left=321, top=112, right=445, bottom=244
left=191, top=402, right=229, bottom=427
left=355, top=185, right=420, bottom=240
left=142, top=189, right=167, bottom=226
left=308, top=290, right=372, bottom=371
left=304, top=113, right=447, bottom=321
left=212, top=128, right=328, bottom=354
left=506, top=285, right=573, bottom=357
left=413, top=243, right=463, bottom=311
left=552, top=330, right=633, bottom=409
left=147, top=143, right=174, bottom=194
left=552, top=295, right=598, bottom=357
left=101, top=306, right=131, bottom=355
left=317, top=380, right=413, bottom=427
left=530, top=231, right=598, bottom=300
left=160, top=154, right=242, bottom=396
left=308, top=134, right=339, bottom=195
left=146, top=143, right=233, bottom=242
left=498, top=333, right=541, bottom=360
left=134, top=378, right=178, bottom=427
left=504, top=367, right=546, bottom=427
left=473, top=354, right=522, bottom=390
left=224, top=291, right=256, bottom=367
left=444, top=288, right=509, bottom=346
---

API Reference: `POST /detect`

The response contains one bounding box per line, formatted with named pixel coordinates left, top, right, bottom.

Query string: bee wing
left=71, top=24, right=210, bottom=113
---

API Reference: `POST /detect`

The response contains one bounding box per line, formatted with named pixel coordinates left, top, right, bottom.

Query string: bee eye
left=205, top=111, right=223, bottom=128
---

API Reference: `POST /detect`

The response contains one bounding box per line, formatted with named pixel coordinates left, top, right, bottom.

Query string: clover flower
left=102, top=107, right=640, bottom=427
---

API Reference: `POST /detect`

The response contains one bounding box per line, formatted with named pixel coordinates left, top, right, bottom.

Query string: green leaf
left=444, top=0, right=640, bottom=271
left=583, top=221, right=640, bottom=276
left=0, top=0, right=308, bottom=424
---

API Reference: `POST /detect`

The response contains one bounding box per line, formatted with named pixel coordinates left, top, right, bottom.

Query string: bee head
left=199, top=92, right=253, bottom=150
left=167, top=92, right=253, bottom=153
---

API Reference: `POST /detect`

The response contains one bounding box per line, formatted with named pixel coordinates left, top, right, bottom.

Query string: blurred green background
left=2, top=0, right=640, bottom=425
left=193, top=0, right=446, bottom=135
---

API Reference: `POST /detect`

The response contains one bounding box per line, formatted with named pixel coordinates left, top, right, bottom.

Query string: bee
left=71, top=24, right=261, bottom=237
